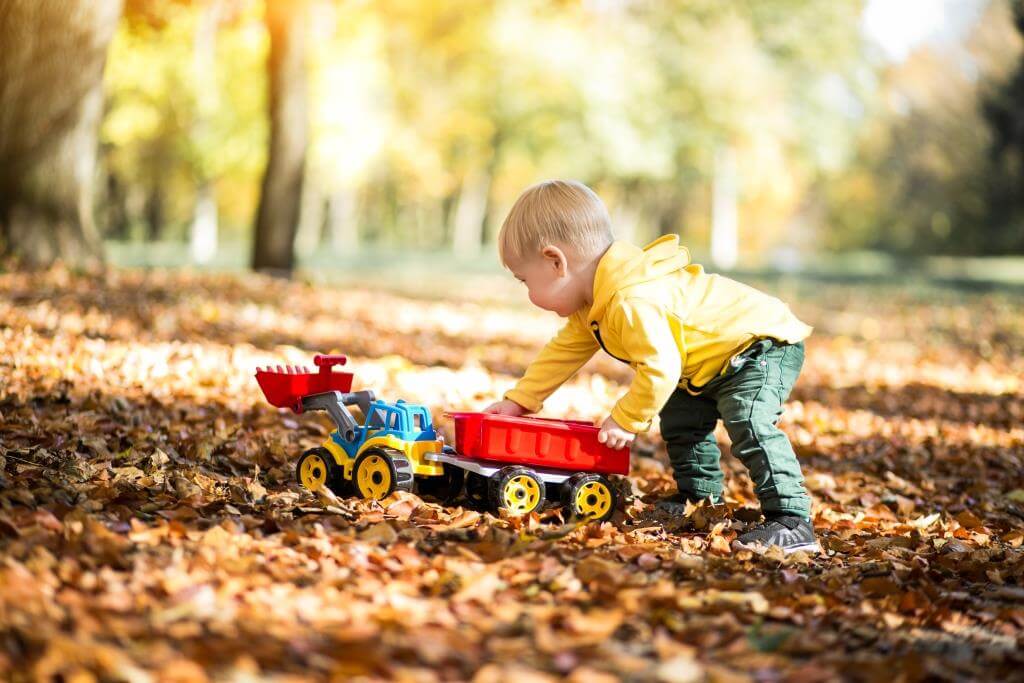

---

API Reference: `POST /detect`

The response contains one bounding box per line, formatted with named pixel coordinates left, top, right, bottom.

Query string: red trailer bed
left=447, top=412, right=629, bottom=475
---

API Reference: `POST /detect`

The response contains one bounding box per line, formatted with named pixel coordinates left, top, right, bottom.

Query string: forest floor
left=1, top=266, right=1023, bottom=682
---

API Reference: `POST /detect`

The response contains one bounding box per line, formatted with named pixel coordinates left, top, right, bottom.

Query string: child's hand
left=483, top=399, right=529, bottom=416
left=598, top=415, right=635, bottom=450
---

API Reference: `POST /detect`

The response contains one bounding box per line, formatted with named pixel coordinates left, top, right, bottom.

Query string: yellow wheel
left=296, top=447, right=338, bottom=492
left=562, top=473, right=617, bottom=522
left=353, top=449, right=397, bottom=499
left=490, top=467, right=546, bottom=516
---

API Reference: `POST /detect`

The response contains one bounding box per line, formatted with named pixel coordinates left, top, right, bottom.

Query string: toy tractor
left=256, top=354, right=463, bottom=502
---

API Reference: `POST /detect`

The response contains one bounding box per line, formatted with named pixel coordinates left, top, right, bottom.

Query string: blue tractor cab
left=364, top=399, right=436, bottom=440
left=332, top=398, right=436, bottom=456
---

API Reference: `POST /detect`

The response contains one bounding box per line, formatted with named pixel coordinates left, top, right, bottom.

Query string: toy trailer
left=429, top=412, right=629, bottom=521
left=256, top=355, right=628, bottom=521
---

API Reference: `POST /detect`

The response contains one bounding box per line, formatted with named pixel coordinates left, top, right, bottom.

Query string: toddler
left=484, top=180, right=818, bottom=554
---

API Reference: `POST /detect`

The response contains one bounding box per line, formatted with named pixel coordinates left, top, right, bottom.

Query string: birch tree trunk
left=326, top=188, right=359, bottom=252
left=710, top=144, right=739, bottom=269
left=451, top=169, right=490, bottom=257
left=189, top=0, right=224, bottom=266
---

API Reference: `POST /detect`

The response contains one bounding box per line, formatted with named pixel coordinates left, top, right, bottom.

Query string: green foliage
left=822, top=0, right=1024, bottom=256
left=102, top=0, right=266, bottom=240
left=982, top=0, right=1024, bottom=253
left=98, top=0, right=1024, bottom=258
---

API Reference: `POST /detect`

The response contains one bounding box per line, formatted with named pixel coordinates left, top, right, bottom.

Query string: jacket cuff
left=504, top=389, right=542, bottom=414
left=610, top=403, right=653, bottom=434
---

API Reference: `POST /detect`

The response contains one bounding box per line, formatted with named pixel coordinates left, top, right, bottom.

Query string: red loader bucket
left=255, top=354, right=354, bottom=413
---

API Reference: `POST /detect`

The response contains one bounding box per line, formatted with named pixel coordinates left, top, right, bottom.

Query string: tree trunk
left=0, top=0, right=123, bottom=268
left=189, top=183, right=218, bottom=264
left=710, top=144, right=739, bottom=270
left=251, top=0, right=310, bottom=275
left=144, top=182, right=164, bottom=241
left=189, top=0, right=224, bottom=265
left=451, top=169, right=491, bottom=257
left=611, top=205, right=639, bottom=245
left=326, top=188, right=359, bottom=252
left=102, top=173, right=130, bottom=240
left=293, top=179, right=325, bottom=258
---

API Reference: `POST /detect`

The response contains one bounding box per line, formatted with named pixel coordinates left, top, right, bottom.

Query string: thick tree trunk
left=251, top=0, right=310, bottom=275
left=0, top=0, right=123, bottom=268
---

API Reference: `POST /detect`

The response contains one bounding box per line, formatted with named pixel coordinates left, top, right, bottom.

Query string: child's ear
left=541, top=245, right=568, bottom=277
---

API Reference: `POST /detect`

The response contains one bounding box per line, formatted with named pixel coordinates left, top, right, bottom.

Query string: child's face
left=508, top=246, right=585, bottom=317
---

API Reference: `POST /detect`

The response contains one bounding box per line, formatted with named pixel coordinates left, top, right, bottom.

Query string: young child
left=484, top=179, right=819, bottom=554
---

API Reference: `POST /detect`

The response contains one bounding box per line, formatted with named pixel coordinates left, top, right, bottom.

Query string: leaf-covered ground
left=1, top=267, right=1022, bottom=682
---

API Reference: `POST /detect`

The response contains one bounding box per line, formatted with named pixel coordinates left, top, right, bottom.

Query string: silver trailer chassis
left=423, top=450, right=574, bottom=485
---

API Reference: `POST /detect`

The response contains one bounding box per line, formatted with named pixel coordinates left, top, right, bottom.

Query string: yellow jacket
left=505, top=235, right=812, bottom=433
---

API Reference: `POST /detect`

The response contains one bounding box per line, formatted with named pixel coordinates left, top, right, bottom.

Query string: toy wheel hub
left=299, top=453, right=329, bottom=490
left=357, top=455, right=393, bottom=499
left=502, top=475, right=541, bottom=514
left=575, top=481, right=612, bottom=518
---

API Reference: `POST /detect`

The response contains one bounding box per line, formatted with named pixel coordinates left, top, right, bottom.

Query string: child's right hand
left=482, top=399, right=529, bottom=416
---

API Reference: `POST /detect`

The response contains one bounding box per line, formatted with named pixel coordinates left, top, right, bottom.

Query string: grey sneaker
left=734, top=515, right=820, bottom=555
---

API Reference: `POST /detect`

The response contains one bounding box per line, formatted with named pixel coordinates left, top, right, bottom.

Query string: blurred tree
left=252, top=0, right=310, bottom=274
left=0, top=0, right=123, bottom=268
left=95, top=0, right=1011, bottom=264
left=983, top=0, right=1024, bottom=253
left=188, top=0, right=227, bottom=264
left=629, top=0, right=866, bottom=259
left=824, top=0, right=1023, bottom=255
left=102, top=0, right=265, bottom=249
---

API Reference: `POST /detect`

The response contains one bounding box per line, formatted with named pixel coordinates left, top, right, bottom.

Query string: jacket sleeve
left=504, top=312, right=599, bottom=413
left=607, top=300, right=683, bottom=433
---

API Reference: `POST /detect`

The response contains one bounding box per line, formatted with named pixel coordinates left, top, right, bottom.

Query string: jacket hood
left=588, top=234, right=690, bottom=321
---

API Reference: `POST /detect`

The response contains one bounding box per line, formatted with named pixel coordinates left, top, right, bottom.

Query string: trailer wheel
left=416, top=465, right=465, bottom=503
left=490, top=466, right=546, bottom=516
left=296, top=448, right=343, bottom=494
left=353, top=447, right=414, bottom=500
left=562, top=473, right=616, bottom=522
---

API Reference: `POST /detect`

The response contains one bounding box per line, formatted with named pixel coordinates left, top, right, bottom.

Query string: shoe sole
left=732, top=540, right=822, bottom=556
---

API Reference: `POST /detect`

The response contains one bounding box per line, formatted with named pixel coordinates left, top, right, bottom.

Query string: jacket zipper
left=590, top=322, right=630, bottom=364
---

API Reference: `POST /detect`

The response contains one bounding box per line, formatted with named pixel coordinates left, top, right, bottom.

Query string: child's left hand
left=598, top=415, right=635, bottom=450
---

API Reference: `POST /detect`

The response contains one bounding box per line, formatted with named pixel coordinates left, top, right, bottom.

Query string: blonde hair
left=498, top=180, right=614, bottom=264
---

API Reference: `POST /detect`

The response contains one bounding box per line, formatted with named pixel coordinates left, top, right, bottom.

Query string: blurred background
left=1, top=0, right=1023, bottom=283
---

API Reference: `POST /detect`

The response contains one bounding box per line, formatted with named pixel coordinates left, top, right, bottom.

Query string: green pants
left=658, top=339, right=811, bottom=518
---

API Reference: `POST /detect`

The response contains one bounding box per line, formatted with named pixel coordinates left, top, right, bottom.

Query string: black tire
left=465, top=471, right=489, bottom=508
left=352, top=447, right=414, bottom=499
left=416, top=465, right=465, bottom=503
left=489, top=466, right=546, bottom=516
left=560, top=472, right=617, bottom=522
left=296, top=447, right=345, bottom=494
